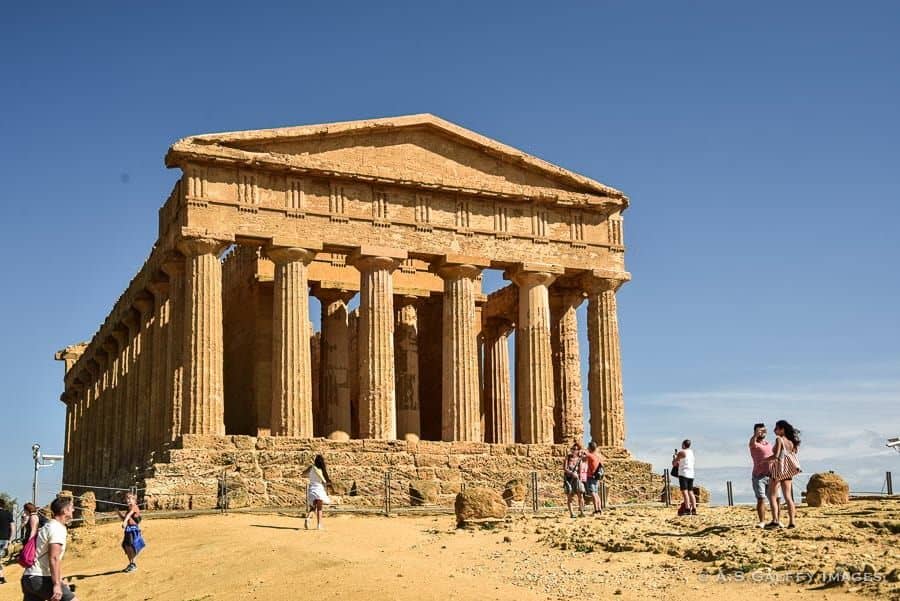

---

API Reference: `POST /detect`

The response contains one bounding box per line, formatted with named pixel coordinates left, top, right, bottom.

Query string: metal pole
left=224, top=470, right=229, bottom=514
left=726, top=481, right=734, bottom=506
left=887, top=472, right=894, bottom=496
left=387, top=469, right=392, bottom=514
left=531, top=471, right=538, bottom=512
left=32, top=444, right=41, bottom=505
left=383, top=471, right=388, bottom=516
left=663, top=469, right=671, bottom=507
left=600, top=481, right=608, bottom=510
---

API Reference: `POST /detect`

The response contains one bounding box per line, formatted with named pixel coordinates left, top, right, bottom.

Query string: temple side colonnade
left=56, top=114, right=632, bottom=487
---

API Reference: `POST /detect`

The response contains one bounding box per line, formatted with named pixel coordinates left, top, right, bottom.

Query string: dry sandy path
left=0, top=511, right=875, bottom=601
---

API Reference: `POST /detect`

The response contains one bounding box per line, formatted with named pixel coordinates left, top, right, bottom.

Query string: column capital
left=132, top=291, right=155, bottom=316
left=507, top=262, right=564, bottom=288
left=147, top=272, right=170, bottom=298
left=349, top=245, right=407, bottom=272
left=483, top=316, right=514, bottom=337
left=581, top=269, right=631, bottom=293
left=311, top=284, right=357, bottom=305
left=101, top=337, right=118, bottom=355
left=176, top=228, right=233, bottom=257
left=265, top=244, right=318, bottom=265
left=111, top=325, right=129, bottom=346
left=160, top=252, right=186, bottom=277
left=434, top=255, right=490, bottom=281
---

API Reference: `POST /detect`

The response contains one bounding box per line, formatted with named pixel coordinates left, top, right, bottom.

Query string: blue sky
left=1, top=1, right=898, bottom=506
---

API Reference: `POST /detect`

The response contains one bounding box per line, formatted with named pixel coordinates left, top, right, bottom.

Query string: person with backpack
left=584, top=442, right=606, bottom=515
left=20, top=503, right=46, bottom=546
left=672, top=439, right=697, bottom=515
left=21, top=496, right=79, bottom=601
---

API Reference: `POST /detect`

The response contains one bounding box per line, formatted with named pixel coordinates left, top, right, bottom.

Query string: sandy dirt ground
left=0, top=502, right=896, bottom=601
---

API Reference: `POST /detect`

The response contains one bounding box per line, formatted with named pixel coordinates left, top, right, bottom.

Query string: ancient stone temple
left=56, top=115, right=656, bottom=508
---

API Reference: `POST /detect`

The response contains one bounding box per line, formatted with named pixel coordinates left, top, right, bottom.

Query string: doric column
left=74, top=381, right=86, bottom=484
left=550, top=287, right=585, bottom=444
left=147, top=276, right=170, bottom=456
left=350, top=247, right=406, bottom=440
left=100, top=339, right=120, bottom=479
left=313, top=286, right=356, bottom=438
left=265, top=245, right=318, bottom=437
left=584, top=272, right=629, bottom=448
left=133, top=294, right=155, bottom=468
left=110, top=327, right=128, bottom=476
left=348, top=309, right=359, bottom=439
left=510, top=263, right=563, bottom=444
left=437, top=257, right=487, bottom=442
left=122, top=312, right=141, bottom=469
left=84, top=359, right=100, bottom=483
left=177, top=236, right=230, bottom=436
left=394, top=295, right=420, bottom=439
left=482, top=317, right=514, bottom=444
left=160, top=255, right=186, bottom=442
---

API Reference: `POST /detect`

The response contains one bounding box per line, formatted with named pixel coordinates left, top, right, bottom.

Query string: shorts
left=21, top=575, right=75, bottom=601
left=678, top=476, right=694, bottom=491
left=752, top=475, right=770, bottom=500
left=584, top=477, right=599, bottom=494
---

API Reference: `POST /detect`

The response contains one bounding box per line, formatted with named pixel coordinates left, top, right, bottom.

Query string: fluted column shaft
left=550, top=289, right=585, bottom=444
left=353, top=254, right=401, bottom=439
left=511, top=265, right=560, bottom=444
left=267, top=246, right=317, bottom=437
left=178, top=237, right=229, bottom=436
left=122, top=315, right=141, bottom=468
left=111, top=328, right=128, bottom=476
left=394, top=297, right=420, bottom=439
left=315, top=288, right=356, bottom=437
left=84, top=363, right=100, bottom=483
left=438, top=264, right=483, bottom=441
left=148, top=281, right=170, bottom=455
left=100, top=342, right=118, bottom=479
left=586, top=278, right=626, bottom=447
left=134, top=297, right=155, bottom=469
left=483, top=318, right=513, bottom=444
left=161, top=257, right=185, bottom=442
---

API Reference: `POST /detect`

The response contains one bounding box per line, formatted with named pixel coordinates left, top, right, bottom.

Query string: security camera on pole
left=31, top=443, right=64, bottom=505
left=887, top=438, right=900, bottom=453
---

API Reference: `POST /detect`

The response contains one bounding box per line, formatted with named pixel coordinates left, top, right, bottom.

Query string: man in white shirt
left=21, top=496, right=78, bottom=601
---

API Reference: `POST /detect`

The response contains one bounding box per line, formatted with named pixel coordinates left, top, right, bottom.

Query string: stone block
left=414, top=453, right=448, bottom=468
left=409, top=480, right=441, bottom=505
left=449, top=442, right=490, bottom=455
left=232, top=435, right=257, bottom=450
left=806, top=472, right=850, bottom=507
left=454, top=487, right=507, bottom=527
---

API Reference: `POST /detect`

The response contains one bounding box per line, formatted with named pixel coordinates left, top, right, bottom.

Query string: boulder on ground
left=74, top=490, right=96, bottom=528
left=455, top=487, right=507, bottom=527
left=805, top=472, right=849, bottom=507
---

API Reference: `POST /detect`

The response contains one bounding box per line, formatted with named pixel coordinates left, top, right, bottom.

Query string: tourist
left=303, top=455, right=331, bottom=530
left=20, top=503, right=46, bottom=545
left=117, top=492, right=145, bottom=573
left=766, top=419, right=801, bottom=529
left=584, top=441, right=606, bottom=515
left=21, top=495, right=79, bottom=601
left=563, top=441, right=586, bottom=518
left=672, top=440, right=696, bottom=515
left=0, top=498, right=13, bottom=585
left=749, top=423, right=774, bottom=527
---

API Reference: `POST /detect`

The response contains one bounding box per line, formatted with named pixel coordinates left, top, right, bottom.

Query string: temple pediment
left=166, top=114, right=626, bottom=208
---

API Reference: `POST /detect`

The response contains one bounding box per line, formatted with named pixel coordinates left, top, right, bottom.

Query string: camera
left=887, top=437, right=900, bottom=449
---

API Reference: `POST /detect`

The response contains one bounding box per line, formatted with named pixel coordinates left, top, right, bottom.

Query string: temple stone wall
left=143, top=436, right=662, bottom=510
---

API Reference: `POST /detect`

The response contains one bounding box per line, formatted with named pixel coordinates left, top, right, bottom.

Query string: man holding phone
left=749, top=423, right=774, bottom=528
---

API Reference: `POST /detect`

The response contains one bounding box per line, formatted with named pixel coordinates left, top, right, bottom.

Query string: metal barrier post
left=531, top=471, right=538, bottom=512
left=887, top=472, right=894, bottom=496
left=600, top=480, right=608, bottom=510
left=663, top=469, right=671, bottom=507
left=726, top=481, right=734, bottom=506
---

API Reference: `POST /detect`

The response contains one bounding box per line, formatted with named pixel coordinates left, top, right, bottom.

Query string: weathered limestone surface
left=550, top=287, right=585, bottom=444
left=142, top=437, right=656, bottom=511
left=57, top=115, right=635, bottom=500
left=585, top=273, right=628, bottom=448
left=438, top=260, right=485, bottom=442
left=510, top=264, right=562, bottom=444
left=267, top=245, right=317, bottom=437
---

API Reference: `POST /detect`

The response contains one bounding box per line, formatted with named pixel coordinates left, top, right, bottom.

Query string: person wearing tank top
left=672, top=439, right=697, bottom=515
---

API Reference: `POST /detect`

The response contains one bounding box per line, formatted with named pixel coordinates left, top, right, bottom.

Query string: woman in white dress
left=303, top=455, right=332, bottom=530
